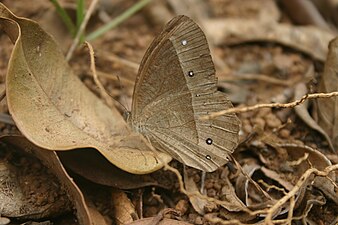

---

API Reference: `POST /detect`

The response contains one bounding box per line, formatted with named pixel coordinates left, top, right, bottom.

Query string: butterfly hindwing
left=130, top=15, right=239, bottom=172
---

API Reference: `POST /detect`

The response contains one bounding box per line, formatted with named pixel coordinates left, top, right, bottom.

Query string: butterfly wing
left=130, top=15, right=240, bottom=172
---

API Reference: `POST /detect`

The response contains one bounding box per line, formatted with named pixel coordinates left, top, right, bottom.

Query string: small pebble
left=204, top=202, right=217, bottom=213
left=207, top=188, right=217, bottom=197
left=265, top=113, right=282, bottom=128
left=0, top=217, right=10, bottom=225
left=188, top=213, right=198, bottom=224
left=193, top=174, right=200, bottom=183
left=279, top=129, right=290, bottom=138
left=252, top=117, right=266, bottom=129
left=242, top=119, right=250, bottom=126
left=242, top=119, right=252, bottom=133
left=194, top=216, right=204, bottom=225
left=36, top=195, right=47, bottom=206
left=175, top=199, right=189, bottom=215
left=213, top=182, right=222, bottom=191
left=204, top=180, right=213, bottom=189
left=243, top=124, right=253, bottom=133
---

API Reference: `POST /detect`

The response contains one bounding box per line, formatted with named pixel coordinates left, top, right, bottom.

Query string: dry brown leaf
left=219, top=171, right=247, bottom=212
left=210, top=0, right=280, bottom=22
left=235, top=162, right=277, bottom=212
left=294, top=82, right=334, bottom=151
left=111, top=189, right=138, bottom=225
left=0, top=135, right=92, bottom=225
left=261, top=141, right=336, bottom=210
left=260, top=167, right=294, bottom=192
left=250, top=133, right=336, bottom=219
left=0, top=3, right=171, bottom=174
left=235, top=162, right=260, bottom=204
left=280, top=0, right=331, bottom=30
left=276, top=143, right=337, bottom=205
left=217, top=168, right=255, bottom=222
left=184, top=173, right=208, bottom=215
left=202, top=18, right=334, bottom=61
left=58, top=149, right=173, bottom=189
left=317, top=37, right=338, bottom=151
left=295, top=189, right=327, bottom=224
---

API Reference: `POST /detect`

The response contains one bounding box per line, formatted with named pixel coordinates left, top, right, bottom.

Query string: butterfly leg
left=183, top=164, right=188, bottom=184
left=200, top=171, right=206, bottom=194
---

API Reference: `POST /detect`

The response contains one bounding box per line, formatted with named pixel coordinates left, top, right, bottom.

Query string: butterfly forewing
left=131, top=15, right=240, bottom=172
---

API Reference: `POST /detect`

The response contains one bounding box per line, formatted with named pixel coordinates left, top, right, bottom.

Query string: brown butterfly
left=128, top=15, right=240, bottom=172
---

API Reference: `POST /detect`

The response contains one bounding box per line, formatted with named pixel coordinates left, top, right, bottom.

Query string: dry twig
left=86, top=42, right=116, bottom=108
left=203, top=164, right=338, bottom=225
left=66, top=0, right=99, bottom=60
left=201, top=91, right=338, bottom=119
left=264, top=164, right=338, bottom=225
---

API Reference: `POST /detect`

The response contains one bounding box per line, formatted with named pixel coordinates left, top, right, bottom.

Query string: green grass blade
left=49, top=0, right=76, bottom=36
left=76, top=0, right=85, bottom=42
left=86, top=0, right=152, bottom=41
left=76, top=0, right=85, bottom=29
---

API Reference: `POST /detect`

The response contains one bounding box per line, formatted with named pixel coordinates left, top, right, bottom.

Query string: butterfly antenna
left=104, top=83, right=129, bottom=114
left=116, top=74, right=130, bottom=113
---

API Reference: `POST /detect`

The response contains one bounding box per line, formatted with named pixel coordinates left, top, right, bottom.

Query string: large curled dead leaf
left=235, top=161, right=276, bottom=210
left=317, top=37, right=338, bottom=151
left=202, top=18, right=334, bottom=61
left=0, top=135, right=92, bottom=225
left=58, top=149, right=174, bottom=189
left=258, top=141, right=336, bottom=215
left=275, top=143, right=337, bottom=205
left=0, top=3, right=171, bottom=174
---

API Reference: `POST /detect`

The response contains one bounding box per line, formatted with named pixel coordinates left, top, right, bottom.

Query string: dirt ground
left=0, top=0, right=337, bottom=225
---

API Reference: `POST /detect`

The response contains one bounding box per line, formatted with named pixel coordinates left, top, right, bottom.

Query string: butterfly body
left=129, top=15, right=240, bottom=172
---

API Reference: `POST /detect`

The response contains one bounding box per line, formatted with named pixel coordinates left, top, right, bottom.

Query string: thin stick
left=66, top=0, right=99, bottom=61
left=85, top=42, right=129, bottom=113
left=203, top=164, right=338, bottom=225
left=264, top=164, right=338, bottom=225
left=201, top=91, right=338, bottom=120
left=162, top=163, right=251, bottom=214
